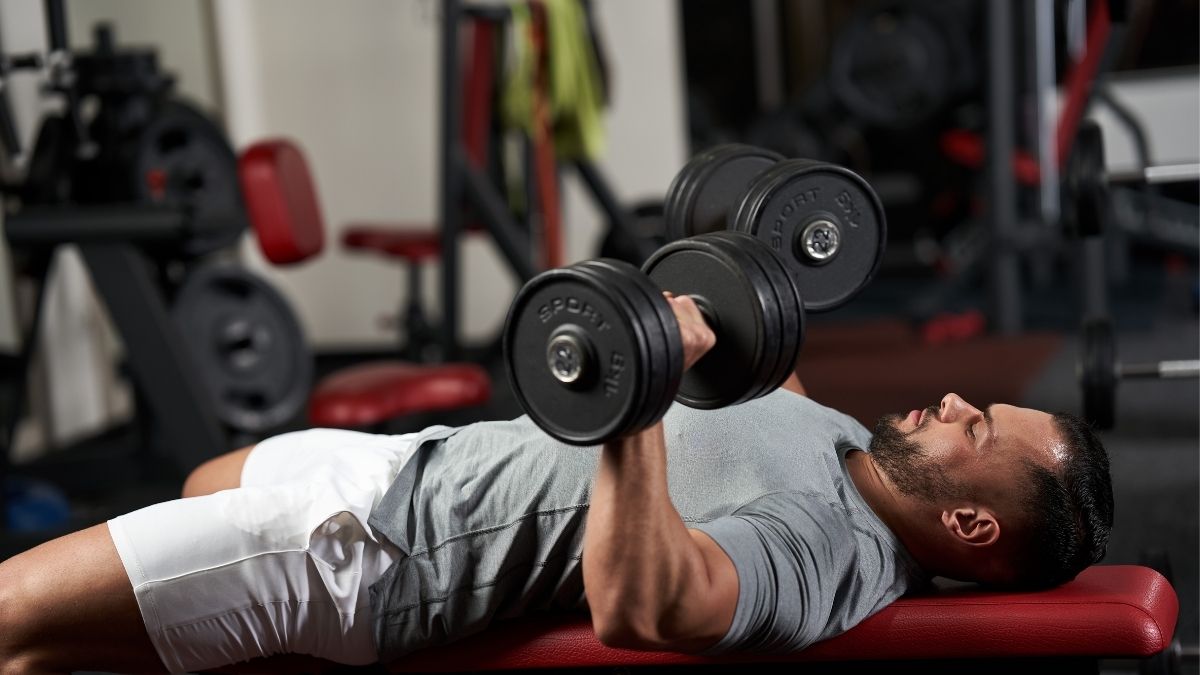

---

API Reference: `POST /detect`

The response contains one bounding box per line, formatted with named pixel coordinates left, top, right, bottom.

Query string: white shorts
left=108, top=428, right=425, bottom=672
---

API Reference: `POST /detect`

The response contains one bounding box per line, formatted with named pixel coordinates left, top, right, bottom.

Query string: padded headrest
left=238, top=139, right=325, bottom=265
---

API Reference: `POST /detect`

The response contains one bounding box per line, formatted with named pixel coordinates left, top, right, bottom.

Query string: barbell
left=1078, top=318, right=1199, bottom=430
left=1066, top=122, right=1200, bottom=430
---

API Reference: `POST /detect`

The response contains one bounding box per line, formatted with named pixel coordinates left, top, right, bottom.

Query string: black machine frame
left=435, top=0, right=654, bottom=358
left=0, top=1, right=240, bottom=537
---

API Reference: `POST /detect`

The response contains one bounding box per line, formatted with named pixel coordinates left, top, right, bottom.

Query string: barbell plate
left=135, top=100, right=247, bottom=257
left=171, top=263, right=311, bottom=434
left=1063, top=121, right=1108, bottom=239
left=642, top=236, right=772, bottom=409
left=828, top=3, right=955, bottom=129
left=1079, top=318, right=1117, bottom=430
left=707, top=230, right=807, bottom=399
left=583, top=259, right=683, bottom=430
left=731, top=158, right=886, bottom=313
left=503, top=266, right=652, bottom=445
left=664, top=144, right=783, bottom=242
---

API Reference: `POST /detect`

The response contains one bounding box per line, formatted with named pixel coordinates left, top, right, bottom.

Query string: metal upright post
left=439, top=0, right=464, bottom=359
left=986, top=0, right=1022, bottom=335
left=1033, top=0, right=1059, bottom=227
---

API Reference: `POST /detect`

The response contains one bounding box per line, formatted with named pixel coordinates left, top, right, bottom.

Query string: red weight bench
left=238, top=139, right=491, bottom=429
left=389, top=565, right=1178, bottom=674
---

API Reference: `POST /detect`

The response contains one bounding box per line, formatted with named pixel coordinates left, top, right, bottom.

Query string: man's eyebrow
left=984, top=404, right=996, bottom=448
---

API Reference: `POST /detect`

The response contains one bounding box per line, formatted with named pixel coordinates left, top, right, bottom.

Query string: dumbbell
left=664, top=144, right=887, bottom=312
left=504, top=231, right=805, bottom=445
left=1078, top=318, right=1200, bottom=430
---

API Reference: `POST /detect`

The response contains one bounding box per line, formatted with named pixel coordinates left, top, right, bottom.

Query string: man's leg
left=0, top=523, right=166, bottom=674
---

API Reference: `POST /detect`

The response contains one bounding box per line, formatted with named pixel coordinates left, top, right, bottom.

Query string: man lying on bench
left=0, top=294, right=1113, bottom=673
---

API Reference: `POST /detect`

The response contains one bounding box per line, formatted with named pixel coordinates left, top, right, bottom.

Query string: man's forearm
left=583, top=422, right=712, bottom=647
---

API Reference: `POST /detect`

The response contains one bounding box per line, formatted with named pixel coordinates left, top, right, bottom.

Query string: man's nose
left=939, top=393, right=982, bottom=422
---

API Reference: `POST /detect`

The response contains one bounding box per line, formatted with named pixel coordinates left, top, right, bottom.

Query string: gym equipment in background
left=1065, top=123, right=1199, bottom=430
left=1, top=14, right=252, bottom=482
left=346, top=0, right=656, bottom=363
left=238, top=139, right=492, bottom=430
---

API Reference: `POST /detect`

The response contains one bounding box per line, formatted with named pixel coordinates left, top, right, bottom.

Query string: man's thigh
left=107, top=478, right=397, bottom=671
left=0, top=523, right=166, bottom=673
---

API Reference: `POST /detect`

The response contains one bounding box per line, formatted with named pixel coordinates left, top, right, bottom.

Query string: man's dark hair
left=1009, top=412, right=1113, bottom=589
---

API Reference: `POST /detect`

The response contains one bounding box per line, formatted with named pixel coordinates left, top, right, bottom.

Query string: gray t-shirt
left=367, top=390, right=926, bottom=661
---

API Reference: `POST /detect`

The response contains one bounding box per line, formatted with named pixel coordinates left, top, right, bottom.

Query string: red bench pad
left=309, top=361, right=491, bottom=428
left=391, top=565, right=1178, bottom=671
left=343, top=225, right=443, bottom=262
left=239, top=139, right=326, bottom=265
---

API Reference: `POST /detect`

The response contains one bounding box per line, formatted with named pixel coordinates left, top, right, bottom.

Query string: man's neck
left=844, top=449, right=939, bottom=576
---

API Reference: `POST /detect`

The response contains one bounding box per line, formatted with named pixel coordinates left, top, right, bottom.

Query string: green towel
left=501, top=0, right=606, bottom=160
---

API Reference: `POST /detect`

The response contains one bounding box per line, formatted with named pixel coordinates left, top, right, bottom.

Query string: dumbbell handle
left=545, top=292, right=715, bottom=385
left=1117, top=359, right=1200, bottom=379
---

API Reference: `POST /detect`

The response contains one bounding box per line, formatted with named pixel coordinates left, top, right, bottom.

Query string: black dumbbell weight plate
left=642, top=235, right=777, bottom=409
left=687, top=233, right=786, bottom=403
left=504, top=265, right=658, bottom=445
left=707, top=231, right=806, bottom=399
left=664, top=144, right=783, bottom=242
left=731, top=158, right=886, bottom=313
left=574, top=260, right=673, bottom=434
left=584, top=258, right=683, bottom=428
left=172, top=263, right=312, bottom=433
left=135, top=100, right=247, bottom=257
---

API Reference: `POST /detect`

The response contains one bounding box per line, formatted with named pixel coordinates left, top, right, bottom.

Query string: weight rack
left=435, top=0, right=655, bottom=359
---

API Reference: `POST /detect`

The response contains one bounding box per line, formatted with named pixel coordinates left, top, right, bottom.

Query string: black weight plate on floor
left=692, top=233, right=784, bottom=402
left=642, top=236, right=770, bottom=409
left=585, top=258, right=683, bottom=428
left=504, top=265, right=652, bottom=445
left=731, top=158, right=886, bottom=313
left=1080, top=318, right=1116, bottom=430
left=172, top=263, right=311, bottom=433
left=574, top=260, right=666, bottom=434
left=708, top=230, right=806, bottom=398
left=135, top=100, right=246, bottom=257
left=664, top=144, right=783, bottom=242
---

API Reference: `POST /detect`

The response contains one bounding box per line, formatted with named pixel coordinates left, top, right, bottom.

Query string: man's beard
left=868, top=409, right=967, bottom=503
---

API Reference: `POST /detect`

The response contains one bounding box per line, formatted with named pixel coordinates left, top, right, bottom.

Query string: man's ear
left=940, top=507, right=1000, bottom=547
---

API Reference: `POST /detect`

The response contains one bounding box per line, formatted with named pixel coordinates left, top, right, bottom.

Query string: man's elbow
left=591, top=609, right=669, bottom=650
left=591, top=609, right=712, bottom=652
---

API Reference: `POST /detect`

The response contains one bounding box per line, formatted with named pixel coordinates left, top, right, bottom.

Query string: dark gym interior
left=0, top=1, right=1195, bottom=673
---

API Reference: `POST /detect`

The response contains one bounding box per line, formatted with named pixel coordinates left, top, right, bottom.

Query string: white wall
left=213, top=0, right=689, bottom=347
